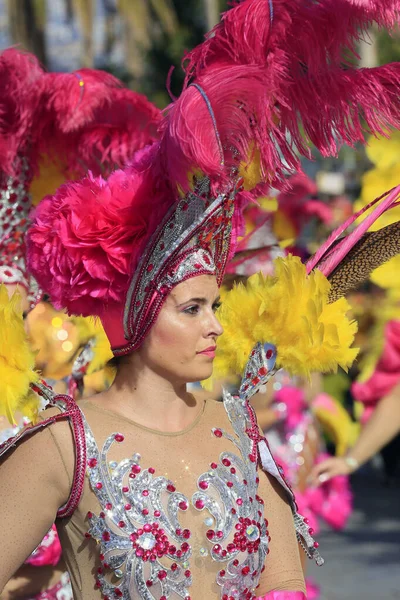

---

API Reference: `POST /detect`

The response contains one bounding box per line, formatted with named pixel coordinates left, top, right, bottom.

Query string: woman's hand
left=310, top=455, right=358, bottom=486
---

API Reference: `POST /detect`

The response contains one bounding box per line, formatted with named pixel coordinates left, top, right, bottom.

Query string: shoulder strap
left=0, top=394, right=87, bottom=519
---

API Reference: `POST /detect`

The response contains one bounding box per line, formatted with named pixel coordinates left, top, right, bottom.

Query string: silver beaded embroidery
left=192, top=390, right=270, bottom=599
left=82, top=416, right=192, bottom=599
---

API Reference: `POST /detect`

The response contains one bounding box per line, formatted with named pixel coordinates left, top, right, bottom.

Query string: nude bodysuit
left=45, top=391, right=311, bottom=600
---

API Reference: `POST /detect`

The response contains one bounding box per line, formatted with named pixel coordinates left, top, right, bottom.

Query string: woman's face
left=139, top=275, right=223, bottom=384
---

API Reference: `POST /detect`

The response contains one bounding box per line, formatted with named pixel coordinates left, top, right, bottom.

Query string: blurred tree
left=7, top=0, right=47, bottom=66
left=204, top=0, right=220, bottom=30
left=376, top=27, right=400, bottom=64
left=72, top=0, right=95, bottom=67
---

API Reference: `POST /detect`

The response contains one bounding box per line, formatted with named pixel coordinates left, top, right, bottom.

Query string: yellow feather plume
left=204, top=256, right=358, bottom=389
left=0, top=285, right=40, bottom=424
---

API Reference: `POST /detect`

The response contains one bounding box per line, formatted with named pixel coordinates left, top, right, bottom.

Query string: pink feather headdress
left=27, top=0, right=400, bottom=352
left=0, top=49, right=161, bottom=305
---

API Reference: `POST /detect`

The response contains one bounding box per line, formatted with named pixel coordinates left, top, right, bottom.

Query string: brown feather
left=328, top=221, right=400, bottom=302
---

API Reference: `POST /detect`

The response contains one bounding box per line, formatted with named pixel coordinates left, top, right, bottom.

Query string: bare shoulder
left=0, top=405, right=76, bottom=503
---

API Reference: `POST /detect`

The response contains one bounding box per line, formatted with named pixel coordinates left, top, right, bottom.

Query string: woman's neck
left=97, top=356, right=199, bottom=433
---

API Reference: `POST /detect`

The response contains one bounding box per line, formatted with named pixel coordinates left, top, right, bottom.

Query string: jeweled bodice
left=80, top=393, right=269, bottom=600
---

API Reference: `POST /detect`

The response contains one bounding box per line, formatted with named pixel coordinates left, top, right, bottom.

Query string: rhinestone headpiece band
left=112, top=176, right=240, bottom=356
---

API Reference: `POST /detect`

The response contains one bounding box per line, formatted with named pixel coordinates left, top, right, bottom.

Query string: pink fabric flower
left=27, top=145, right=171, bottom=318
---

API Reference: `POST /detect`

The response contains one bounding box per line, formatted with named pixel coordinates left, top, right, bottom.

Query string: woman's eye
left=212, top=302, right=222, bottom=312
left=184, top=305, right=200, bottom=315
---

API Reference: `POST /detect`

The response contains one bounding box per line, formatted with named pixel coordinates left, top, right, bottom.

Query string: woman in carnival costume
left=0, top=49, right=159, bottom=599
left=2, top=1, right=400, bottom=599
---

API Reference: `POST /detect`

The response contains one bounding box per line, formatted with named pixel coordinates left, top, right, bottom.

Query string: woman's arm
left=0, top=417, right=73, bottom=592
left=311, top=383, right=400, bottom=484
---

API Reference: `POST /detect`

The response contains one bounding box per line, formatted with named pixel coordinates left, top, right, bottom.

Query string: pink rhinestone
left=216, top=530, right=223, bottom=539
left=242, top=566, right=250, bottom=575
left=158, top=570, right=167, bottom=580
left=87, top=458, right=97, bottom=468
left=213, top=544, right=221, bottom=554
left=142, top=490, right=149, bottom=496
left=236, top=498, right=243, bottom=506
left=199, top=481, right=209, bottom=490
left=182, top=529, right=191, bottom=539
left=303, top=518, right=310, bottom=524
left=230, top=467, right=236, bottom=474
left=219, top=569, right=226, bottom=577
left=118, top=521, right=125, bottom=528
left=210, top=462, right=218, bottom=469
left=179, top=501, right=188, bottom=511
left=206, top=530, right=215, bottom=540
left=122, top=486, right=129, bottom=493
left=96, top=482, right=103, bottom=490
left=87, top=511, right=93, bottom=518
left=125, top=503, right=132, bottom=510
left=308, top=528, right=315, bottom=535
left=171, top=562, right=178, bottom=571
left=154, top=510, right=161, bottom=518
left=131, top=464, right=141, bottom=474
left=222, top=458, right=231, bottom=467
left=114, top=434, right=124, bottom=442
left=102, top=531, right=110, bottom=541
left=227, top=482, right=233, bottom=488
left=144, top=524, right=152, bottom=532
left=146, top=580, right=153, bottom=587
left=167, top=483, right=176, bottom=492
left=184, top=570, right=191, bottom=578
left=148, top=467, right=155, bottom=474
left=314, top=541, right=320, bottom=548
left=142, top=508, right=149, bottom=515
left=195, top=499, right=205, bottom=510
left=213, top=429, right=223, bottom=438
left=105, top=503, right=112, bottom=510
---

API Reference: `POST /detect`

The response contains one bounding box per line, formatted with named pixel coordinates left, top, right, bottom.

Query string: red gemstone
left=87, top=458, right=97, bottom=468
left=122, top=486, right=129, bottom=493
left=199, top=481, right=209, bottom=490
left=314, top=541, right=320, bottom=548
left=179, top=501, right=188, bottom=511
left=118, top=521, right=126, bottom=528
left=114, top=434, right=124, bottom=443
left=142, top=508, right=149, bottom=516
left=171, top=563, right=178, bottom=571
left=182, top=529, right=191, bottom=539
left=242, top=566, right=250, bottom=575
left=105, top=503, right=112, bottom=510
left=227, top=481, right=233, bottom=488
left=96, top=482, right=103, bottom=490
left=102, top=531, right=110, bottom=541
left=195, top=499, right=205, bottom=510
left=259, top=366, right=268, bottom=376
left=213, top=429, right=223, bottom=438
left=236, top=498, right=243, bottom=506
left=206, top=530, right=215, bottom=540
left=158, top=570, right=167, bottom=580
left=87, top=511, right=93, bottom=519
left=147, top=264, right=154, bottom=272
left=167, top=483, right=176, bottom=492
left=146, top=580, right=153, bottom=587
left=184, top=569, right=191, bottom=578
left=125, top=503, right=132, bottom=510
left=219, top=569, right=226, bottom=577
left=142, top=490, right=149, bottom=496
left=210, top=462, right=218, bottom=469
left=148, top=467, right=155, bottom=474
left=266, top=349, right=274, bottom=359
left=131, top=464, right=141, bottom=474
left=222, top=458, right=231, bottom=467
left=115, top=589, right=123, bottom=597
left=154, top=510, right=161, bottom=518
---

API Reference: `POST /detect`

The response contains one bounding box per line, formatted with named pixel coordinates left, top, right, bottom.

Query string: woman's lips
left=197, top=346, right=217, bottom=358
